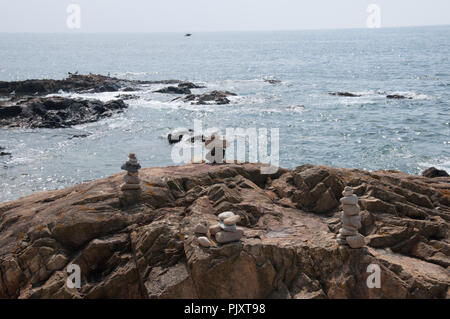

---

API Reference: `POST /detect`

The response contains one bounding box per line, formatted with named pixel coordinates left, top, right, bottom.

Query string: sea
left=0, top=25, right=449, bottom=203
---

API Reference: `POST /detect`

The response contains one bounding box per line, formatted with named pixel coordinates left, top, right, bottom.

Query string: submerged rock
left=0, top=163, right=449, bottom=298
left=386, top=94, right=412, bottom=99
left=0, top=96, right=127, bottom=128
left=328, top=92, right=361, bottom=97
left=264, top=79, right=281, bottom=84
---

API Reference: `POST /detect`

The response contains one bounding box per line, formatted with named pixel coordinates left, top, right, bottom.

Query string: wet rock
left=154, top=86, right=191, bottom=94
left=422, top=167, right=449, bottom=178
left=0, top=97, right=127, bottom=128
left=386, top=94, right=412, bottom=99
left=176, top=90, right=237, bottom=105
left=264, top=79, right=281, bottom=84
left=328, top=92, right=361, bottom=97
left=0, top=149, right=12, bottom=156
left=178, top=82, right=205, bottom=89
left=167, top=128, right=194, bottom=144
left=114, top=94, right=139, bottom=100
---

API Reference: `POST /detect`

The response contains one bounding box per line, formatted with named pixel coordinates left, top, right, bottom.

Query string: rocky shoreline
left=0, top=73, right=181, bottom=97
left=0, top=162, right=448, bottom=298
left=0, top=74, right=239, bottom=128
left=0, top=96, right=127, bottom=128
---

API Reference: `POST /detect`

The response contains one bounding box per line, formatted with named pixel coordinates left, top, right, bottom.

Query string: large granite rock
left=0, top=96, right=127, bottom=128
left=0, top=163, right=449, bottom=298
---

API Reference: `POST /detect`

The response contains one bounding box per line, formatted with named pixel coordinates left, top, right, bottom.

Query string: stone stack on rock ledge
left=119, top=153, right=142, bottom=206
left=0, top=163, right=449, bottom=299
left=210, top=211, right=244, bottom=244
left=337, top=186, right=365, bottom=248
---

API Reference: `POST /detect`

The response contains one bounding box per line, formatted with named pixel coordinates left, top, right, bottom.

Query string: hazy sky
left=1, top=0, right=449, bottom=32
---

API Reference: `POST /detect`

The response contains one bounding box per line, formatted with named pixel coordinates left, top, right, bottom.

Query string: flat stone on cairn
left=119, top=153, right=142, bottom=206
left=338, top=186, right=365, bottom=248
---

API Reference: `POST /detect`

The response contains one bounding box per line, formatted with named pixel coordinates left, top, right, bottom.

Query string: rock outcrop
left=0, top=73, right=181, bottom=97
left=0, top=97, right=127, bottom=128
left=174, top=90, right=237, bottom=105
left=155, top=82, right=205, bottom=95
left=422, top=167, right=449, bottom=178
left=0, top=163, right=449, bottom=299
left=154, top=86, right=192, bottom=95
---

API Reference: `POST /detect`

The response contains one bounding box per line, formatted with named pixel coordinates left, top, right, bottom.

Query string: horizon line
left=1, top=23, right=449, bottom=34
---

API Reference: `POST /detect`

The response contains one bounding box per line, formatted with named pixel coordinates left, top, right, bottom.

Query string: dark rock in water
left=0, top=96, right=127, bottom=128
left=154, top=86, right=191, bottom=94
left=114, top=94, right=139, bottom=100
left=386, top=94, right=412, bottom=100
left=264, top=79, right=281, bottom=84
left=69, top=133, right=91, bottom=140
left=0, top=147, right=11, bottom=156
left=329, top=92, right=361, bottom=97
left=168, top=129, right=194, bottom=144
left=176, top=90, right=237, bottom=105
left=422, top=167, right=449, bottom=178
left=0, top=74, right=184, bottom=97
left=178, top=82, right=205, bottom=89
left=0, top=104, right=22, bottom=118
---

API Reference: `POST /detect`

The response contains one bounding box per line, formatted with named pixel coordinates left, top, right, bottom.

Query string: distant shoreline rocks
left=386, top=94, right=413, bottom=100
left=0, top=73, right=183, bottom=97
left=329, top=92, right=362, bottom=97
left=329, top=91, right=418, bottom=100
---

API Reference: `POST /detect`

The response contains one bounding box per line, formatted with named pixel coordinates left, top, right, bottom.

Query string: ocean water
left=0, top=26, right=449, bottom=203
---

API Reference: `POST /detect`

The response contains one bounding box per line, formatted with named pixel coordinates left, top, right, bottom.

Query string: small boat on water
left=185, top=33, right=192, bottom=37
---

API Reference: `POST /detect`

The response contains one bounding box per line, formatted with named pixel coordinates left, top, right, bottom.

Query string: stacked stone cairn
left=195, top=211, right=244, bottom=248
left=337, top=186, right=365, bottom=248
left=119, top=153, right=142, bottom=206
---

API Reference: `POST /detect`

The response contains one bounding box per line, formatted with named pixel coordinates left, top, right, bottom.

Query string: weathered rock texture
left=0, top=163, right=449, bottom=299
left=0, top=97, right=127, bottom=128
